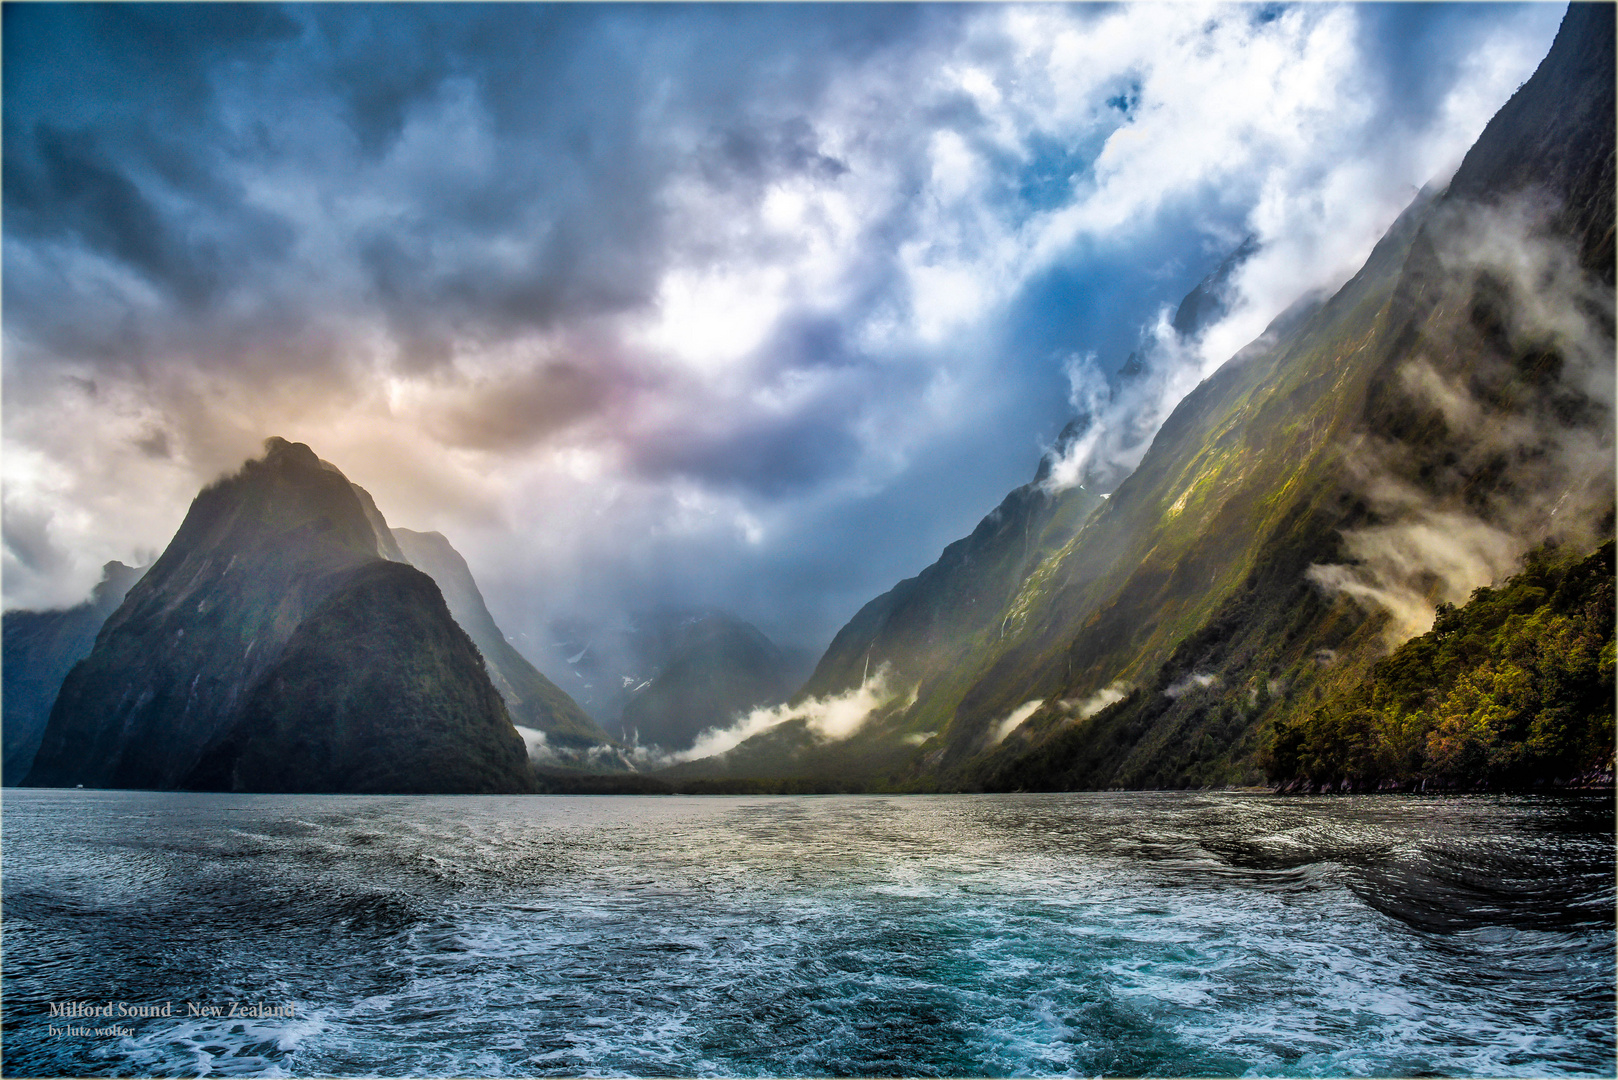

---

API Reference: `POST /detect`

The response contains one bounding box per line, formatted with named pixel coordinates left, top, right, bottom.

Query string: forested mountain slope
left=965, top=1, right=1614, bottom=792
left=680, top=3, right=1613, bottom=792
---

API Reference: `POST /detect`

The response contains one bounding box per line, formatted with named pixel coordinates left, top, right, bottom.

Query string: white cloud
left=988, top=699, right=1044, bottom=746
left=1164, top=673, right=1219, bottom=699
left=1306, top=514, right=1524, bottom=645
left=513, top=724, right=552, bottom=760
left=666, top=665, right=898, bottom=764
left=1035, top=4, right=1559, bottom=496
left=1062, top=682, right=1129, bottom=720
left=1306, top=196, right=1615, bottom=649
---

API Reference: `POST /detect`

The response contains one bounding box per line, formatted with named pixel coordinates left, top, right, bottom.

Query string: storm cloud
left=3, top=3, right=1566, bottom=669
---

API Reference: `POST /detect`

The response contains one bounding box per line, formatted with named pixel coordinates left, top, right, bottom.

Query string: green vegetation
left=736, top=7, right=1615, bottom=797
left=1265, top=542, right=1615, bottom=790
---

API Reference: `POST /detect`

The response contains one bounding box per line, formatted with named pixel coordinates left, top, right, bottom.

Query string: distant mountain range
left=618, top=610, right=805, bottom=752
left=548, top=609, right=811, bottom=752
left=3, top=560, right=145, bottom=784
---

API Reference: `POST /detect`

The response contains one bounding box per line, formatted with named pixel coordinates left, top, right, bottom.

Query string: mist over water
left=3, top=791, right=1611, bottom=1078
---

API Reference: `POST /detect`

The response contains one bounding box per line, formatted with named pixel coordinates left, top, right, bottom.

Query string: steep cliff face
left=185, top=561, right=535, bottom=794
left=392, top=528, right=613, bottom=750
left=952, top=191, right=1444, bottom=786
left=1442, top=1, right=1615, bottom=284
left=967, top=2, right=1614, bottom=792
left=24, top=438, right=538, bottom=794
left=800, top=481, right=1104, bottom=707
left=2, top=561, right=144, bottom=784
left=694, top=4, right=1613, bottom=791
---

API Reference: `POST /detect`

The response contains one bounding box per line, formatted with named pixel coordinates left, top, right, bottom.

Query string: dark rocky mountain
left=1442, top=2, right=1614, bottom=283
left=676, top=3, right=1614, bottom=792
left=618, top=610, right=797, bottom=751
left=1171, top=234, right=1260, bottom=339
left=391, top=528, right=614, bottom=752
left=2, top=560, right=144, bottom=784
left=23, top=438, right=536, bottom=793
left=185, top=561, right=535, bottom=794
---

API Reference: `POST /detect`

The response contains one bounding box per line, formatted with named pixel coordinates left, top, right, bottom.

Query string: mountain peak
left=259, top=435, right=323, bottom=472
left=23, top=439, right=540, bottom=792
left=1170, top=233, right=1258, bottom=338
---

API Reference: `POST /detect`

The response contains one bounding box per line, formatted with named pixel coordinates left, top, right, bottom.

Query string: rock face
left=24, top=438, right=536, bottom=794
left=2, top=561, right=145, bottom=784
left=391, top=527, right=613, bottom=751
left=185, top=561, right=533, bottom=794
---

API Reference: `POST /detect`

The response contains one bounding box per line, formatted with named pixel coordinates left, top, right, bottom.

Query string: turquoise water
left=2, top=790, right=1612, bottom=1077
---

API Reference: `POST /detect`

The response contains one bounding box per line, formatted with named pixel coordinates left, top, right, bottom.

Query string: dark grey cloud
left=3, top=5, right=302, bottom=305
left=427, top=362, right=618, bottom=453
left=2, top=3, right=300, bottom=120
left=2, top=3, right=937, bottom=376
left=1, top=505, right=66, bottom=577
left=707, top=117, right=851, bottom=186
left=629, top=399, right=866, bottom=499
left=135, top=429, right=173, bottom=460
left=6, top=122, right=299, bottom=309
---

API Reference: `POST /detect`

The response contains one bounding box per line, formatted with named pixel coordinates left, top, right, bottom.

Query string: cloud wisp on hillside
left=1307, top=194, right=1617, bottom=644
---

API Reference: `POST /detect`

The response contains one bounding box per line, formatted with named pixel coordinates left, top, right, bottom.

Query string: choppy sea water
left=1, top=790, right=1611, bottom=1078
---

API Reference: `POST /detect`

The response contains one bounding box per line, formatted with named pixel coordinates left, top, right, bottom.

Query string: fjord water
left=3, top=792, right=1611, bottom=1078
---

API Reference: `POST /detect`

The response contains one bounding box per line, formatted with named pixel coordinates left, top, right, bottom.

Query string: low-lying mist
left=621, top=666, right=902, bottom=769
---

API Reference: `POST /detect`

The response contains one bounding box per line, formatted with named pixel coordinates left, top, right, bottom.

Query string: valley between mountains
left=5, top=5, right=1613, bottom=797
